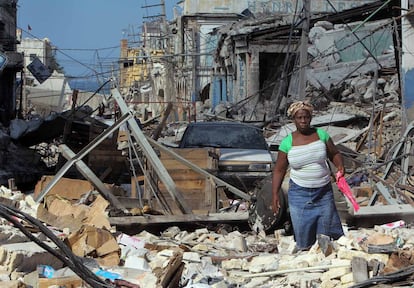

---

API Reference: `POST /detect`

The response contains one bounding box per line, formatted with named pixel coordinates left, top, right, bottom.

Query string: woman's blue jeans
left=288, top=180, right=344, bottom=250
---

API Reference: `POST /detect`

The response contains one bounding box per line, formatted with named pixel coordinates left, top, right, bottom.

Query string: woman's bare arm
left=326, top=138, right=344, bottom=176
left=272, top=151, right=288, bottom=213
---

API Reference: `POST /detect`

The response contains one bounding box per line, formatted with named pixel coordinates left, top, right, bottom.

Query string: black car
left=178, top=121, right=274, bottom=193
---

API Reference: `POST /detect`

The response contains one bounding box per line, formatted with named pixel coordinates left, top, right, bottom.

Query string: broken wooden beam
left=111, top=87, right=192, bottom=214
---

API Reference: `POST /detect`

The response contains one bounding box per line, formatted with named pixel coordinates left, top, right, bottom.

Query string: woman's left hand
left=336, top=166, right=344, bottom=181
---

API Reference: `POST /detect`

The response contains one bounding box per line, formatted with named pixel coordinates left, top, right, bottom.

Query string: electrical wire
left=19, top=27, right=119, bottom=84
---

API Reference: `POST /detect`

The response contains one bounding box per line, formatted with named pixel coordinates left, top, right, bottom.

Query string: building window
left=123, top=60, right=133, bottom=68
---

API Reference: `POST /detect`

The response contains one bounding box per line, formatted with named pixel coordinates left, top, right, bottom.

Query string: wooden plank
left=205, top=177, right=216, bottom=211
left=158, top=250, right=183, bottom=288
left=110, top=212, right=249, bottom=225
left=39, top=276, right=83, bottom=288
left=353, top=204, right=414, bottom=216
left=152, top=102, right=173, bottom=141
left=165, top=170, right=207, bottom=181
left=160, top=148, right=217, bottom=170
left=152, top=147, right=218, bottom=213
left=147, top=137, right=251, bottom=201
left=159, top=180, right=206, bottom=190
left=161, top=159, right=214, bottom=169
left=131, top=175, right=145, bottom=198
left=117, top=130, right=128, bottom=142
left=156, top=191, right=209, bottom=212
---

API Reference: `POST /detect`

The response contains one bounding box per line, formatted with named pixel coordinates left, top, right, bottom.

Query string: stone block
left=226, top=235, right=247, bottom=252
left=244, top=276, right=270, bottom=288
left=210, top=280, right=230, bottom=288
left=0, top=226, right=28, bottom=245
left=0, top=280, right=26, bottom=288
left=321, top=267, right=351, bottom=282
left=221, top=258, right=244, bottom=270
left=183, top=252, right=201, bottom=263
left=124, top=256, right=150, bottom=271
left=340, top=272, right=354, bottom=285
left=286, top=272, right=323, bottom=287
left=0, top=269, right=10, bottom=281
left=337, top=247, right=389, bottom=264
left=192, top=243, right=209, bottom=252
left=320, top=279, right=340, bottom=288
left=161, top=226, right=181, bottom=238
left=245, top=254, right=279, bottom=273
left=0, top=242, right=63, bottom=273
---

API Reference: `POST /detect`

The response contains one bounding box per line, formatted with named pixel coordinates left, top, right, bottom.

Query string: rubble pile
left=0, top=185, right=412, bottom=287
left=0, top=129, right=47, bottom=188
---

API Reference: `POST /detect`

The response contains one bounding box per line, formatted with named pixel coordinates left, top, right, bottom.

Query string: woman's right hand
left=272, top=194, right=280, bottom=214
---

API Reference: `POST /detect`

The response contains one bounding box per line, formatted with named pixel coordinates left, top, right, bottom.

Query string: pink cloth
left=336, top=172, right=360, bottom=212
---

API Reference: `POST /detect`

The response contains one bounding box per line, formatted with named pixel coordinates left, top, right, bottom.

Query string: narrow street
left=0, top=0, right=413, bottom=287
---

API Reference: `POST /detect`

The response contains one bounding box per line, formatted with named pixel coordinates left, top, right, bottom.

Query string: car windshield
left=181, top=124, right=268, bottom=150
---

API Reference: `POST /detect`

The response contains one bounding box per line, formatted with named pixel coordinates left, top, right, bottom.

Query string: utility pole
left=160, top=0, right=175, bottom=104
left=298, top=0, right=311, bottom=100
left=142, top=0, right=175, bottom=104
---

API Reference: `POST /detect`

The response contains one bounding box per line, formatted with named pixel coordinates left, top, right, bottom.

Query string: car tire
left=248, top=175, right=287, bottom=234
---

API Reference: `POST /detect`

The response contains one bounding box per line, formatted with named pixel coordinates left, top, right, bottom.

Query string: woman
left=272, top=101, right=345, bottom=251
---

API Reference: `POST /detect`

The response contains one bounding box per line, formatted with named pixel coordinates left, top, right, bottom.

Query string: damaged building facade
left=119, top=0, right=411, bottom=122
left=16, top=36, right=73, bottom=117
left=158, top=0, right=401, bottom=120
left=0, top=0, right=23, bottom=126
left=210, top=0, right=398, bottom=121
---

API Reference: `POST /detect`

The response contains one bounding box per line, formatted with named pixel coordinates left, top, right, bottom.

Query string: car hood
left=219, top=148, right=273, bottom=162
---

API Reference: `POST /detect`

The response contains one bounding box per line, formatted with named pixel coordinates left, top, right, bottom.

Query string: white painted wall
left=17, top=38, right=52, bottom=70
left=183, top=0, right=377, bottom=15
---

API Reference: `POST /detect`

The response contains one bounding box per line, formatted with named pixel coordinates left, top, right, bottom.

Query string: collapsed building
left=210, top=1, right=398, bottom=120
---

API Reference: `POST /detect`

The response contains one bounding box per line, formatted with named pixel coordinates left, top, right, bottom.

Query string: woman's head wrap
left=287, top=101, right=314, bottom=117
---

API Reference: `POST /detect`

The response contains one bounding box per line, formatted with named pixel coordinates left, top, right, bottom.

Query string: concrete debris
left=0, top=182, right=412, bottom=287
left=0, top=241, right=63, bottom=273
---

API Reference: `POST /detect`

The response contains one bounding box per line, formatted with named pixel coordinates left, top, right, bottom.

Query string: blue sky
left=17, top=0, right=178, bottom=81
